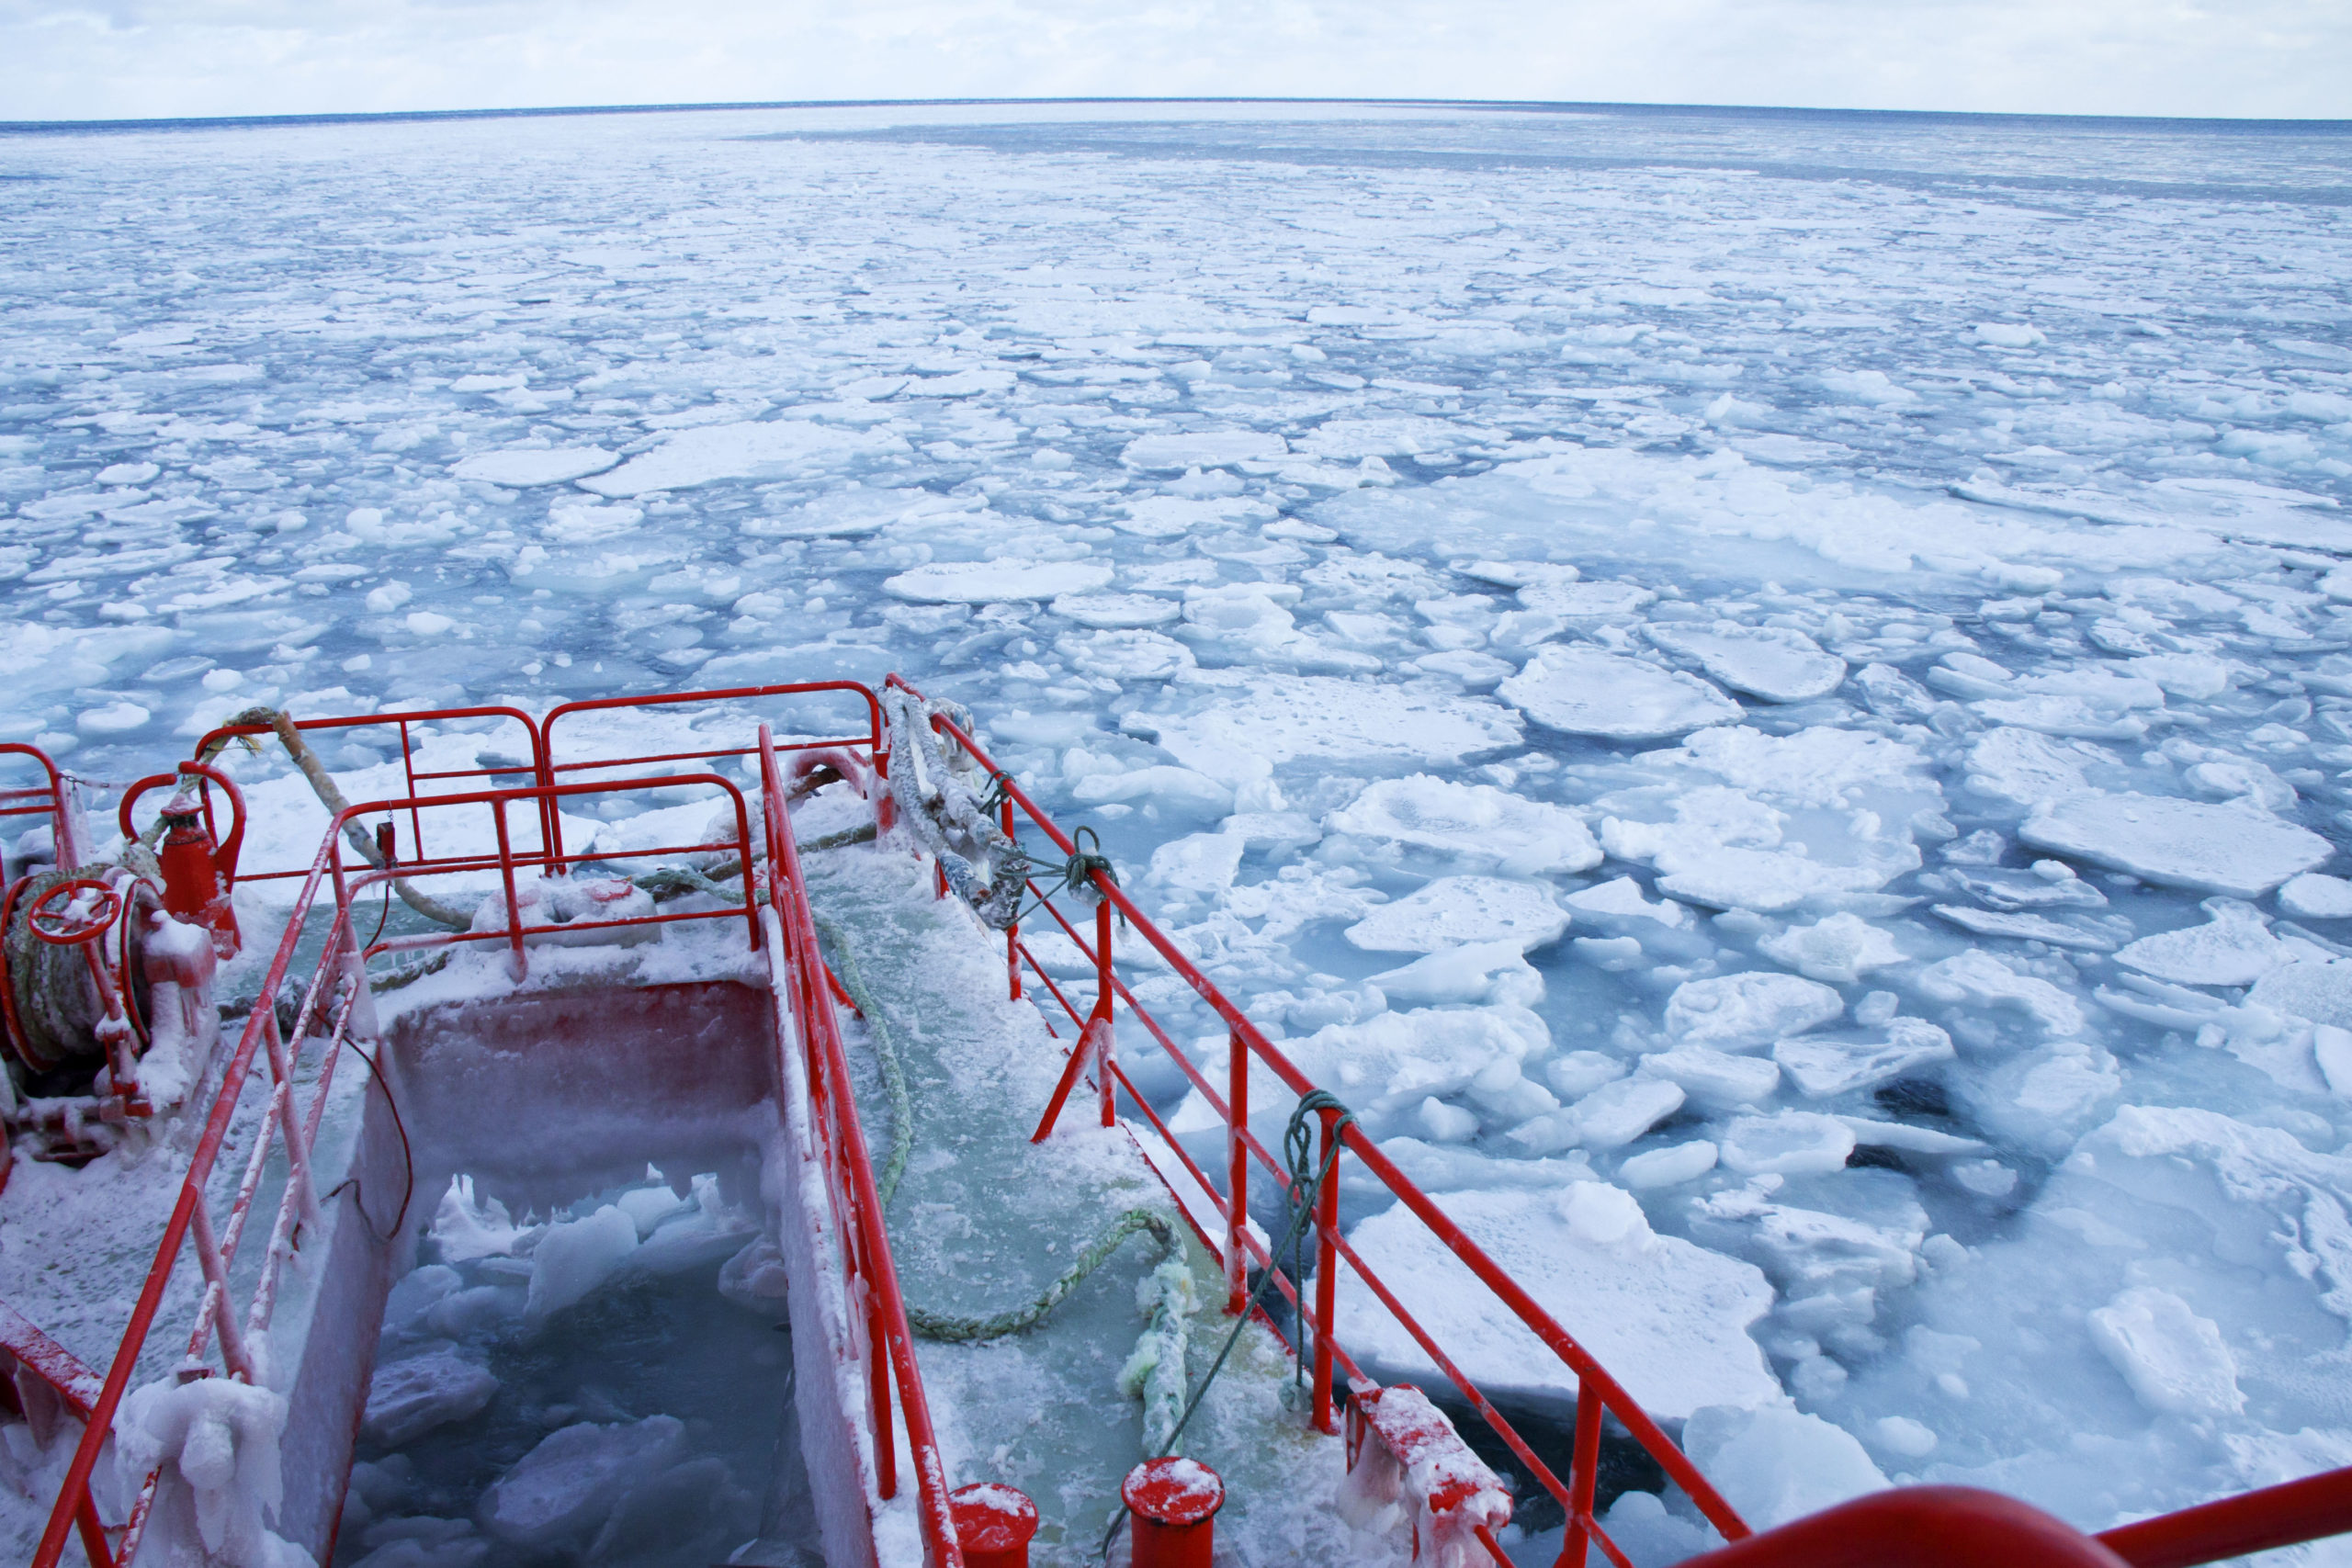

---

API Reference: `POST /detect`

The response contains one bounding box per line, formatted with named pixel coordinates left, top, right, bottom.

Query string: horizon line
left=4, top=94, right=2349, bottom=136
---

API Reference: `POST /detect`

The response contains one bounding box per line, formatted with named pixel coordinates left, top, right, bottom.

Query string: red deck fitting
left=949, top=1483, right=1040, bottom=1568
left=1122, top=1458, right=1225, bottom=1568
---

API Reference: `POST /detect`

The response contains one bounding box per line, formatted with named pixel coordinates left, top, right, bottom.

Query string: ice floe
left=1499, top=646, right=1743, bottom=740
left=2020, top=792, right=2333, bottom=898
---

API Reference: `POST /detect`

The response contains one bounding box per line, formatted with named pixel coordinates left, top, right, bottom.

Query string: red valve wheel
left=26, top=879, right=122, bottom=948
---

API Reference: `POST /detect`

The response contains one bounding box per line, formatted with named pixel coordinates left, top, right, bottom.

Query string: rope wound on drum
left=880, top=688, right=1029, bottom=930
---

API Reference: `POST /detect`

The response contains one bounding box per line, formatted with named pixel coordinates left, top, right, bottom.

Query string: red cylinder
left=1123, top=1459, right=1225, bottom=1568
left=950, top=1483, right=1040, bottom=1568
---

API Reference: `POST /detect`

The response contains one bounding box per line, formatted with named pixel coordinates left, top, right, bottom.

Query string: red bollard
left=950, top=1483, right=1040, bottom=1568
left=1123, top=1458, right=1225, bottom=1568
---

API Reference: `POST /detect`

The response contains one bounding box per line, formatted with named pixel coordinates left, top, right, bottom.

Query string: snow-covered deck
left=804, top=840, right=1376, bottom=1564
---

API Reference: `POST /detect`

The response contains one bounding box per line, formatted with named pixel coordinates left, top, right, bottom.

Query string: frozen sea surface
left=6, top=100, right=2352, bottom=1550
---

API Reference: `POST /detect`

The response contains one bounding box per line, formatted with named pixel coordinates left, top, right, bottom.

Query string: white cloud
left=0, top=0, right=2346, bottom=121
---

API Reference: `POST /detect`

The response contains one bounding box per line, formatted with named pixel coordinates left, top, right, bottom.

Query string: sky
left=0, top=0, right=2347, bottom=124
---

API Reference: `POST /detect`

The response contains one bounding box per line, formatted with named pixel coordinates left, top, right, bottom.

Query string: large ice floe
left=5, top=99, right=2352, bottom=1563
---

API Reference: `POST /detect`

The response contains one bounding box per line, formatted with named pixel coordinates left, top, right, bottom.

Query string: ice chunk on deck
left=1343, top=876, right=1568, bottom=953
left=2087, top=1287, right=2244, bottom=1419
left=1336, top=1185, right=1779, bottom=1418
left=1326, top=774, right=1601, bottom=874
left=116, top=1375, right=296, bottom=1567
left=1499, top=646, right=1741, bottom=739
left=1648, top=623, right=1847, bottom=703
left=1148, top=671, right=1521, bottom=786
left=883, top=558, right=1114, bottom=603
left=479, top=1416, right=685, bottom=1547
left=1681, top=1404, right=1888, bottom=1529
left=363, top=1348, right=499, bottom=1448
left=1666, top=973, right=1843, bottom=1051
left=578, top=420, right=903, bottom=495
left=450, top=447, right=618, bottom=486
left=2020, top=792, right=2331, bottom=898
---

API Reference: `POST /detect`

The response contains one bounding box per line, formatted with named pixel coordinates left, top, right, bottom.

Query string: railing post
left=1559, top=1374, right=1603, bottom=1568
left=72, top=1494, right=112, bottom=1568
left=865, top=1268, right=898, bottom=1501
left=1003, top=797, right=1022, bottom=1003
left=1312, top=1105, right=1340, bottom=1435
left=1226, top=1024, right=1249, bottom=1315
left=185, top=1197, right=254, bottom=1382
left=491, top=795, right=526, bottom=982
left=1094, top=897, right=1115, bottom=1128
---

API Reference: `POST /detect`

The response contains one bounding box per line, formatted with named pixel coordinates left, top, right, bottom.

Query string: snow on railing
left=31, top=761, right=769, bottom=1568
left=883, top=674, right=1750, bottom=1568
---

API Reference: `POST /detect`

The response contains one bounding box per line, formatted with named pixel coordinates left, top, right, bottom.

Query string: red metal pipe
left=759, top=726, right=963, bottom=1567
left=1312, top=1105, right=1340, bottom=1434
left=2098, top=1466, right=2352, bottom=1568
left=1225, top=1025, right=1249, bottom=1316
left=1564, top=1374, right=1605, bottom=1568
left=1678, top=1488, right=2132, bottom=1568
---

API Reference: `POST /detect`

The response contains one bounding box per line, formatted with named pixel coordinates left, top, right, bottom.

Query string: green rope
left=812, top=908, right=1190, bottom=1350
left=904, top=1209, right=1177, bottom=1343
left=811, top=912, right=914, bottom=1207
left=1097, top=1089, right=1357, bottom=1560
left=634, top=864, right=747, bottom=904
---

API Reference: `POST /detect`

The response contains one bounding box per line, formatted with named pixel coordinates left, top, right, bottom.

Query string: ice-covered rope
left=881, top=689, right=1028, bottom=931
left=904, top=1209, right=1178, bottom=1344
left=2, top=865, right=124, bottom=1072
left=812, top=907, right=1192, bottom=1359
left=1098, top=1089, right=1358, bottom=1559
left=200, top=707, right=471, bottom=931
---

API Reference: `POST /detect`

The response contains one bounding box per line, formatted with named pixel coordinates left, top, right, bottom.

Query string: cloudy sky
left=2, top=0, right=2346, bottom=123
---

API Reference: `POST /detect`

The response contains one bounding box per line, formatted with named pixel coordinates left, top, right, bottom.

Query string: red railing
left=756, top=722, right=962, bottom=1566
left=189, top=706, right=548, bottom=883
left=883, top=677, right=1745, bottom=1568
left=30, top=765, right=769, bottom=1568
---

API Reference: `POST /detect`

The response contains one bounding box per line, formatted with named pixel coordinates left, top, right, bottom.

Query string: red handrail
left=31, top=768, right=775, bottom=1568
left=883, top=676, right=1747, bottom=1564
left=1682, top=1488, right=2132, bottom=1568
left=758, top=724, right=963, bottom=1566
left=542, top=681, right=884, bottom=867
left=2097, top=1465, right=2352, bottom=1568
left=1671, top=1472, right=2352, bottom=1568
